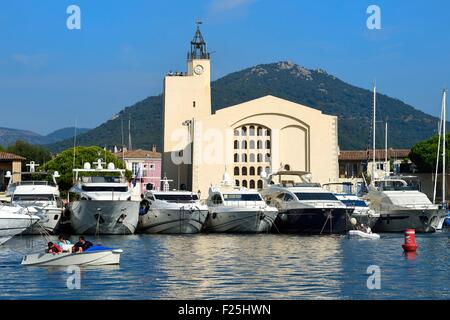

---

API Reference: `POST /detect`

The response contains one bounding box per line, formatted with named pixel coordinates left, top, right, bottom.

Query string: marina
left=1, top=2, right=450, bottom=304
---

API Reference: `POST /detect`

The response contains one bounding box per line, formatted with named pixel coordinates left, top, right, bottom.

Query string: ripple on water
left=0, top=231, right=449, bottom=299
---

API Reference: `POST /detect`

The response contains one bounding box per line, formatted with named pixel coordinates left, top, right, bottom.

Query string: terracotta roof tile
left=0, top=151, right=26, bottom=161
left=339, top=149, right=410, bottom=161
left=115, top=149, right=161, bottom=159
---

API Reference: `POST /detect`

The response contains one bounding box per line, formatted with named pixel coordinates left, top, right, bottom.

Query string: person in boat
left=139, top=194, right=150, bottom=215
left=57, top=234, right=73, bottom=252
left=73, top=236, right=93, bottom=253
left=47, top=242, right=62, bottom=254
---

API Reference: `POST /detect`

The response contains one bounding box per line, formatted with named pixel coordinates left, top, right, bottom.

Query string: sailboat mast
left=372, top=83, right=377, bottom=181
left=433, top=100, right=443, bottom=204
left=385, top=122, right=388, bottom=172
left=443, top=89, right=447, bottom=204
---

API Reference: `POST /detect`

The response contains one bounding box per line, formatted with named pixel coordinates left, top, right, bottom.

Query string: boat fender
left=280, top=213, right=287, bottom=222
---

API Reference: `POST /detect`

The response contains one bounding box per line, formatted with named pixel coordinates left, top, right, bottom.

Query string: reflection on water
left=0, top=230, right=449, bottom=300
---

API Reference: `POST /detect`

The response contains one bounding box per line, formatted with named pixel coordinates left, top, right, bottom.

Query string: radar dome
left=83, top=162, right=91, bottom=170
left=107, top=163, right=115, bottom=170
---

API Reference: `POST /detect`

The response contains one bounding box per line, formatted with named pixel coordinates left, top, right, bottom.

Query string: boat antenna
left=128, top=114, right=132, bottom=151
left=385, top=122, right=388, bottom=175
left=73, top=117, right=78, bottom=170
left=121, top=115, right=125, bottom=168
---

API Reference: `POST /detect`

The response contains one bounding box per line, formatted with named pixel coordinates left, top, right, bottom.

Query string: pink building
left=115, top=146, right=162, bottom=195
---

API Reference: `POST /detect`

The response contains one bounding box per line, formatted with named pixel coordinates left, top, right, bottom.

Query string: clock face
left=194, top=65, right=204, bottom=75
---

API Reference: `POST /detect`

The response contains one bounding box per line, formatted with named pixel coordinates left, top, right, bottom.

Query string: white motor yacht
left=69, top=159, right=139, bottom=235
left=0, top=204, right=40, bottom=245
left=322, top=182, right=380, bottom=228
left=365, top=176, right=445, bottom=233
left=261, top=171, right=352, bottom=234
left=5, top=162, right=64, bottom=234
left=138, top=177, right=208, bottom=234
left=205, top=172, right=278, bottom=233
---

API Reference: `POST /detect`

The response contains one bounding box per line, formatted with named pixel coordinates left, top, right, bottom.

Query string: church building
left=163, top=25, right=340, bottom=197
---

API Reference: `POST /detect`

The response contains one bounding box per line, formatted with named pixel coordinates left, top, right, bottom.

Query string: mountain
left=0, top=127, right=90, bottom=147
left=47, top=61, right=441, bottom=152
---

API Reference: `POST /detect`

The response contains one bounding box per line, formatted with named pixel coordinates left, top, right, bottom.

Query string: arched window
left=234, top=129, right=239, bottom=136
left=250, top=180, right=255, bottom=189
left=257, top=153, right=263, bottom=162
left=257, top=127, right=263, bottom=136
left=242, top=167, right=248, bottom=175
left=241, top=127, right=247, bottom=136
left=249, top=126, right=255, bottom=136
left=241, top=140, right=247, bottom=149
left=257, top=140, right=263, bottom=149
left=266, top=129, right=271, bottom=136
left=265, top=166, right=270, bottom=173
left=234, top=153, right=239, bottom=163
left=241, top=154, right=248, bottom=163
left=234, top=167, right=240, bottom=176
left=265, top=140, right=271, bottom=149
left=284, top=164, right=291, bottom=171
left=257, top=180, right=263, bottom=189
left=265, top=153, right=271, bottom=162
left=250, top=167, right=255, bottom=175
left=242, top=180, right=248, bottom=188
left=249, top=153, right=255, bottom=162
left=249, top=140, right=255, bottom=149
left=235, top=180, right=240, bottom=187
left=234, top=140, right=239, bottom=149
left=257, top=166, right=263, bottom=175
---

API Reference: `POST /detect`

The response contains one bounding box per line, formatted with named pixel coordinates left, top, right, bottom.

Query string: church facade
left=163, top=26, right=340, bottom=197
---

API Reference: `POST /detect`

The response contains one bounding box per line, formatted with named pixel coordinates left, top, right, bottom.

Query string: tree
left=6, top=140, right=52, bottom=167
left=41, top=146, right=131, bottom=191
left=409, top=133, right=450, bottom=173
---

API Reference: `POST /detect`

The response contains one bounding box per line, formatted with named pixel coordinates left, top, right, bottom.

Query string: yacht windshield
left=13, top=194, right=55, bottom=202
left=223, top=194, right=262, bottom=201
left=81, top=176, right=123, bottom=183
left=340, top=199, right=368, bottom=207
left=375, top=180, right=417, bottom=191
left=294, top=193, right=338, bottom=201
left=154, top=194, right=199, bottom=202
left=81, top=186, right=128, bottom=192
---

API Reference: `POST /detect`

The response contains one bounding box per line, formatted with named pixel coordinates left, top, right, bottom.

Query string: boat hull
left=351, top=212, right=380, bottom=229
left=0, top=214, right=40, bottom=245
left=272, top=208, right=350, bottom=234
left=138, top=207, right=208, bottom=234
left=22, top=207, right=63, bottom=235
left=372, top=209, right=440, bottom=233
left=21, top=250, right=122, bottom=266
left=205, top=208, right=278, bottom=233
left=69, top=201, right=139, bottom=235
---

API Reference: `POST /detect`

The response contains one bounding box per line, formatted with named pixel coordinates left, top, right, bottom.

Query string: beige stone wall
left=190, top=96, right=339, bottom=196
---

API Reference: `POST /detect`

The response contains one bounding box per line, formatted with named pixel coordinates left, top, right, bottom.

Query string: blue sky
left=1, top=0, right=449, bottom=134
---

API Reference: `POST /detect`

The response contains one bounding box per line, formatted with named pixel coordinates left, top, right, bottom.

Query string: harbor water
left=0, top=230, right=449, bottom=300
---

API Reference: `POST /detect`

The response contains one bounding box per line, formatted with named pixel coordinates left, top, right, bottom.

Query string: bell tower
left=163, top=22, right=212, bottom=191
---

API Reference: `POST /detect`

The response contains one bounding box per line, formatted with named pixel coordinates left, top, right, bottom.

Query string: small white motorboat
left=21, top=246, right=123, bottom=266
left=349, top=230, right=380, bottom=240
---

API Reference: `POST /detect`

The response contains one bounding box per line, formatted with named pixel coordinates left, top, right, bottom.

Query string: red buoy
left=402, top=229, right=418, bottom=252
